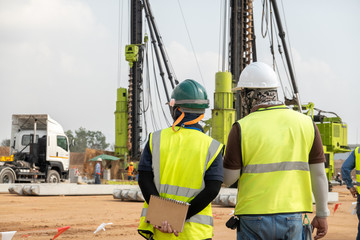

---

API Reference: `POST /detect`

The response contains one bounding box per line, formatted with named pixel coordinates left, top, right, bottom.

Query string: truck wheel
left=47, top=170, right=60, bottom=183
left=0, top=168, right=16, bottom=183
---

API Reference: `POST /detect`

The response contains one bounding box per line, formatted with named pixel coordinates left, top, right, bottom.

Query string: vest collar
left=253, top=104, right=288, bottom=112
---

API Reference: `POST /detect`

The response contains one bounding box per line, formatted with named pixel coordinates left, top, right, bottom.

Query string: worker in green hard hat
left=137, top=79, right=224, bottom=240
left=223, top=62, right=329, bottom=240
left=168, top=79, right=210, bottom=131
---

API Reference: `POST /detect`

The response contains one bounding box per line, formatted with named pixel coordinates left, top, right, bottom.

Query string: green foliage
left=1, top=139, right=10, bottom=147
left=65, top=127, right=110, bottom=152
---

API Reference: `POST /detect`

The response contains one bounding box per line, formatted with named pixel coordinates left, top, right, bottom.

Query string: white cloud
left=60, top=52, right=76, bottom=74
left=0, top=0, right=359, bottom=148
left=0, top=0, right=95, bottom=33
left=0, top=0, right=117, bottom=146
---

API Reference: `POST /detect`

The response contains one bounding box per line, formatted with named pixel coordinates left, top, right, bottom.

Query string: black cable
left=150, top=44, right=171, bottom=127
left=268, top=8, right=294, bottom=99
left=261, top=0, right=269, bottom=38
left=140, top=41, right=151, bottom=143
left=142, top=41, right=151, bottom=113
left=314, top=108, right=340, bottom=119
left=280, top=0, right=297, bottom=80
left=142, top=41, right=159, bottom=132
left=146, top=44, right=158, bottom=131
left=142, top=0, right=172, bottom=100
left=143, top=0, right=177, bottom=88
left=149, top=45, right=162, bottom=130
left=177, top=0, right=204, bottom=85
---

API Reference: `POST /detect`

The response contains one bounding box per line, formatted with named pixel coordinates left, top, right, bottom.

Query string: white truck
left=0, top=114, right=70, bottom=183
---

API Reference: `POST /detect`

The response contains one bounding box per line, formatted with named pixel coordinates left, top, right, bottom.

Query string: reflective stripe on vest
left=243, top=161, right=310, bottom=173
left=138, top=127, right=223, bottom=239
left=355, top=147, right=360, bottom=193
left=236, top=105, right=314, bottom=215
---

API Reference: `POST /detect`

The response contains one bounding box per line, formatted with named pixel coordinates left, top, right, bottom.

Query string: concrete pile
left=113, top=187, right=144, bottom=201
left=6, top=183, right=138, bottom=196
left=112, top=187, right=239, bottom=206
left=1, top=184, right=339, bottom=206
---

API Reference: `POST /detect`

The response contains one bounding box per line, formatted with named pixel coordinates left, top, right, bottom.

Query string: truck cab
left=11, top=129, right=46, bottom=154
left=0, top=114, right=70, bottom=183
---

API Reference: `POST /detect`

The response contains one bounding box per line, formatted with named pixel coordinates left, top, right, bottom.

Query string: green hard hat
left=170, top=79, right=209, bottom=110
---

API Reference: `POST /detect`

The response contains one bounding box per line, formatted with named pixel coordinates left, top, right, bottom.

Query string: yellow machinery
left=211, top=72, right=236, bottom=145
left=114, top=88, right=129, bottom=168
left=0, top=155, right=13, bottom=162
left=300, top=103, right=351, bottom=184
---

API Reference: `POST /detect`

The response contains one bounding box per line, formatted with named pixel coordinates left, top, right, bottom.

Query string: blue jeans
left=237, top=213, right=303, bottom=240
left=94, top=174, right=101, bottom=184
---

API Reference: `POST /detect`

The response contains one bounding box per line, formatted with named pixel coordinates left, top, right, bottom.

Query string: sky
left=0, top=0, right=359, bottom=149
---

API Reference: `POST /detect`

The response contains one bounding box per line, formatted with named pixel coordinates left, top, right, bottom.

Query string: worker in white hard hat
left=94, top=158, right=102, bottom=184
left=137, top=79, right=224, bottom=240
left=223, top=62, right=329, bottom=240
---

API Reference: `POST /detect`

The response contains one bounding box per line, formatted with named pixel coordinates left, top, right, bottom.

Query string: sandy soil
left=0, top=185, right=357, bottom=240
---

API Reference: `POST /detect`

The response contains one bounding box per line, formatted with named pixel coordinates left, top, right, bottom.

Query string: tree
left=73, top=127, right=88, bottom=152
left=65, top=127, right=110, bottom=152
left=1, top=139, right=10, bottom=147
left=87, top=130, right=109, bottom=150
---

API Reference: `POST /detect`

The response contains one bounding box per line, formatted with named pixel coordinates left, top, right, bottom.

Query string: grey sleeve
left=223, top=168, right=240, bottom=186
left=310, top=163, right=330, bottom=217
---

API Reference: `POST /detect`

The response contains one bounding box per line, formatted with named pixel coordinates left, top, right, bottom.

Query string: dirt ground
left=0, top=185, right=357, bottom=240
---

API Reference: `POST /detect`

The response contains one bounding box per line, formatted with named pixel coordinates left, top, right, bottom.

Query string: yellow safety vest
left=354, top=147, right=360, bottom=194
left=138, top=127, right=223, bottom=240
left=236, top=105, right=314, bottom=215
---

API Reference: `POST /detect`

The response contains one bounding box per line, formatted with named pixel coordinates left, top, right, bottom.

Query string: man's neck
left=251, top=101, right=284, bottom=112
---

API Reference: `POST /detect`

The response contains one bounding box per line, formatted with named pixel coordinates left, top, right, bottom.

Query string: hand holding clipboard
left=145, top=195, right=190, bottom=234
left=154, top=220, right=180, bottom=237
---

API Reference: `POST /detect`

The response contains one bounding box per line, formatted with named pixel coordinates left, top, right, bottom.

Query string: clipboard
left=145, top=195, right=190, bottom=232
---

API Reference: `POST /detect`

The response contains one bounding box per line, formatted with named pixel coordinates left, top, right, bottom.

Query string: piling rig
left=115, top=0, right=350, bottom=188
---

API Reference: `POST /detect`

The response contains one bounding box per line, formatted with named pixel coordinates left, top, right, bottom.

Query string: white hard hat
left=233, top=62, right=280, bottom=91
left=97, top=158, right=102, bottom=162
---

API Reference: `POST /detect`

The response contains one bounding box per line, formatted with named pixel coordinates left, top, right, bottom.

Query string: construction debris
left=94, top=223, right=113, bottom=234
